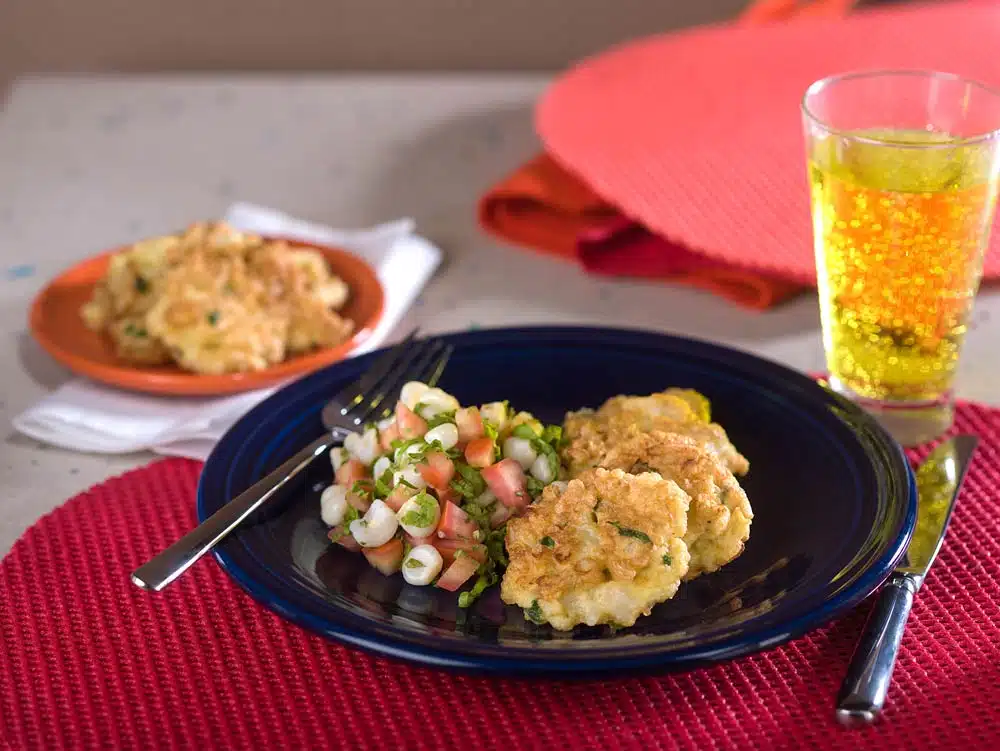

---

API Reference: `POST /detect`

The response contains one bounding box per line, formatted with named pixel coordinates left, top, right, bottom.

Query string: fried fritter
left=563, top=389, right=749, bottom=477
left=80, top=221, right=355, bottom=375
left=598, top=431, right=753, bottom=580
left=501, top=468, right=691, bottom=630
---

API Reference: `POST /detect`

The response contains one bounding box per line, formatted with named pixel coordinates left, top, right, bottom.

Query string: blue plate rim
left=199, top=325, right=916, bottom=676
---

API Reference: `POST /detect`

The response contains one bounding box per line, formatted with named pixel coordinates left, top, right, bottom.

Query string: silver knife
left=835, top=433, right=979, bottom=726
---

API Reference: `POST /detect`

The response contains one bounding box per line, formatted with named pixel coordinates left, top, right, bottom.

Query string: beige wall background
left=0, top=0, right=903, bottom=81
left=0, top=0, right=868, bottom=77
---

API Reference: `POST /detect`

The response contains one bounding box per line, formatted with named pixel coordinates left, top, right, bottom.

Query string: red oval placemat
left=4, top=403, right=1000, bottom=749
left=537, top=0, right=1000, bottom=284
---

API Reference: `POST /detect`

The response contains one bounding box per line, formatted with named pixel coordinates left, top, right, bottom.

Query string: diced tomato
left=464, top=437, right=495, bottom=469
left=335, top=459, right=369, bottom=487
left=489, top=503, right=513, bottom=529
left=455, top=407, right=485, bottom=444
left=332, top=532, right=361, bottom=552
left=434, top=485, right=461, bottom=507
left=435, top=555, right=481, bottom=592
left=396, top=403, right=428, bottom=440
left=418, top=451, right=455, bottom=491
left=481, top=458, right=529, bottom=510
left=437, top=501, right=479, bottom=540
left=384, top=484, right=417, bottom=512
left=379, top=421, right=400, bottom=451
left=362, top=538, right=405, bottom=576
left=434, top=538, right=488, bottom=566
left=405, top=532, right=435, bottom=548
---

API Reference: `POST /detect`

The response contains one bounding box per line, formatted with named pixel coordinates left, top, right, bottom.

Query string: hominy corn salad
left=320, top=380, right=563, bottom=606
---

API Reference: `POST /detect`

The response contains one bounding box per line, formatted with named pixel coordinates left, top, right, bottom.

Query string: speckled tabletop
left=2, top=74, right=998, bottom=555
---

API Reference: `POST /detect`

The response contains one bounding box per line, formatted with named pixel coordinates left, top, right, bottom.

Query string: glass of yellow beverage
left=802, top=71, right=1000, bottom=445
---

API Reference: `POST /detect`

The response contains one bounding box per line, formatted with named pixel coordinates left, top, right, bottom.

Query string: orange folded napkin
left=478, top=155, right=807, bottom=309
left=478, top=0, right=860, bottom=310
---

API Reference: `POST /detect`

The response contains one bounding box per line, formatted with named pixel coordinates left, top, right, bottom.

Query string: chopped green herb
left=123, top=322, right=148, bottom=338
left=662, top=553, right=673, bottom=566
left=404, top=557, right=425, bottom=569
left=400, top=492, right=437, bottom=528
left=540, top=536, right=555, bottom=548
left=328, top=505, right=360, bottom=542
left=484, top=525, right=508, bottom=568
left=207, top=310, right=220, bottom=326
left=374, top=468, right=394, bottom=498
left=425, top=411, right=456, bottom=430
left=449, top=462, right=487, bottom=501
left=461, top=501, right=491, bottom=529
left=541, top=424, right=563, bottom=446
left=526, top=476, right=545, bottom=500
left=525, top=600, right=545, bottom=625
left=483, top=422, right=498, bottom=441
left=350, top=480, right=372, bottom=499
left=512, top=424, right=538, bottom=440
left=134, top=275, right=149, bottom=294
left=397, top=476, right=417, bottom=490
left=610, top=522, right=652, bottom=544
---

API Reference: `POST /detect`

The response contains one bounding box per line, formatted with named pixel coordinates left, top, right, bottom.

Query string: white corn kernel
left=372, top=456, right=392, bottom=481
left=480, top=402, right=508, bottom=431
left=424, top=422, right=459, bottom=451
left=349, top=499, right=398, bottom=547
left=471, top=489, right=497, bottom=507
left=503, top=436, right=538, bottom=470
left=401, top=544, right=444, bottom=586
left=344, top=428, right=380, bottom=467
left=329, top=447, right=349, bottom=472
left=400, top=381, right=431, bottom=410
left=320, top=485, right=349, bottom=527
left=393, top=465, right=427, bottom=490
left=530, top=454, right=555, bottom=484
left=416, top=388, right=460, bottom=418
left=397, top=493, right=441, bottom=538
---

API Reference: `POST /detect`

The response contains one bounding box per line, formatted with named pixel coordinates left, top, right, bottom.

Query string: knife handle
left=835, top=573, right=916, bottom=727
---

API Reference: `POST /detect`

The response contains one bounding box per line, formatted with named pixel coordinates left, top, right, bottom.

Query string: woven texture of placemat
left=3, top=402, right=1000, bottom=750
left=537, top=1, right=1000, bottom=284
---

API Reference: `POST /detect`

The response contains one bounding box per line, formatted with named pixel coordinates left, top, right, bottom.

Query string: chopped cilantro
left=425, top=411, right=456, bottom=430
left=461, top=501, right=491, bottom=529
left=123, top=322, right=148, bottom=338
left=662, top=553, right=673, bottom=566
left=449, top=462, right=486, bottom=501
left=458, top=568, right=497, bottom=608
left=525, top=600, right=545, bottom=624
left=207, top=310, right=220, bottom=326
left=397, top=476, right=417, bottom=490
left=400, top=492, right=437, bottom=528
left=483, top=422, right=498, bottom=441
left=404, top=557, right=425, bottom=569
left=512, top=424, right=538, bottom=440
left=374, top=468, right=394, bottom=498
left=610, top=522, right=652, bottom=544
left=134, top=275, right=149, bottom=293
left=526, top=476, right=545, bottom=500
left=328, top=505, right=360, bottom=542
left=540, top=536, right=555, bottom=548
left=541, top=424, right=562, bottom=445
left=350, top=480, right=373, bottom=499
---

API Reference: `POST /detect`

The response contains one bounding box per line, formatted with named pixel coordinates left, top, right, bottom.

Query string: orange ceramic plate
left=29, top=239, right=385, bottom=396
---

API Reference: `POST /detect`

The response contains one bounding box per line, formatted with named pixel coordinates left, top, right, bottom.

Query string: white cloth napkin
left=13, top=202, right=442, bottom=460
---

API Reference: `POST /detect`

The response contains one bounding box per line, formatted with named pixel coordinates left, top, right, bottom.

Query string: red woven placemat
left=537, top=0, right=1000, bottom=284
left=3, top=403, right=1000, bottom=750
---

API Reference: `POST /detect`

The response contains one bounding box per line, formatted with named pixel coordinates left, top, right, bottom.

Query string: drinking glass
left=802, top=70, right=1000, bottom=445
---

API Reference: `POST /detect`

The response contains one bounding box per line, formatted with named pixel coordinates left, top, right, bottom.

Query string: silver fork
left=131, top=331, right=453, bottom=592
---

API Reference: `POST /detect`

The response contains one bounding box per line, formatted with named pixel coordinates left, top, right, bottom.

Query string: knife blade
left=835, top=434, right=979, bottom=727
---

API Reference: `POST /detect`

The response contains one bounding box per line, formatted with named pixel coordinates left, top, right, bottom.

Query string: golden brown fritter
left=501, top=468, right=691, bottom=630
left=80, top=221, right=354, bottom=374
left=563, top=389, right=749, bottom=477
left=598, top=431, right=753, bottom=580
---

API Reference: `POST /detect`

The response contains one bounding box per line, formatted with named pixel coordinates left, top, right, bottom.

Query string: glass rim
left=801, top=69, right=1000, bottom=148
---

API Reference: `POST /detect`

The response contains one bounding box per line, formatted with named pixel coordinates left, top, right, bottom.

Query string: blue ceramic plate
left=199, top=326, right=915, bottom=676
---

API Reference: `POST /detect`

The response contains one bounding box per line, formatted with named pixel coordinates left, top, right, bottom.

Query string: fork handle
left=835, top=573, right=916, bottom=727
left=131, top=434, right=337, bottom=592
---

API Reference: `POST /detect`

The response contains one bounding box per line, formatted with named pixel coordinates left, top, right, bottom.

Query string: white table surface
left=2, top=74, right=999, bottom=556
